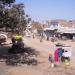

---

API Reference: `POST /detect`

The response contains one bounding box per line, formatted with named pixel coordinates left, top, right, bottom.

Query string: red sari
left=54, top=49, right=58, bottom=62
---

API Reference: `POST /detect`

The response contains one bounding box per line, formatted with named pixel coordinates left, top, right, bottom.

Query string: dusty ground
left=0, top=37, right=75, bottom=75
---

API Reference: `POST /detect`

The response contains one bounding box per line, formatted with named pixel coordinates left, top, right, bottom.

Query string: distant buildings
left=43, top=19, right=75, bottom=40
left=30, top=19, right=75, bottom=40
left=44, top=19, right=75, bottom=28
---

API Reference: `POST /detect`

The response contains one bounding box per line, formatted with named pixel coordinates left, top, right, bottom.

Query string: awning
left=57, top=27, right=75, bottom=34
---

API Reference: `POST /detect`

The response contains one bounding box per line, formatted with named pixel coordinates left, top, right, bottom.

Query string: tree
left=0, top=0, right=15, bottom=4
left=0, top=0, right=15, bottom=28
left=31, top=21, right=43, bottom=37
left=0, top=0, right=31, bottom=33
left=7, top=3, right=31, bottom=32
left=32, top=22, right=43, bottom=30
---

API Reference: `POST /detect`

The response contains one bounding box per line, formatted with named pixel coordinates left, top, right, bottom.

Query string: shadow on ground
left=0, top=45, right=39, bottom=66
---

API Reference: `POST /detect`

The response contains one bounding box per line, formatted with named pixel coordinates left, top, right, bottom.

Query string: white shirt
left=62, top=51, right=71, bottom=57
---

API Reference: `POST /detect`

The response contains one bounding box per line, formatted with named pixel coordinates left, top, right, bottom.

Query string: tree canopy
left=32, top=21, right=43, bottom=30
left=0, top=0, right=31, bottom=33
left=0, top=0, right=15, bottom=4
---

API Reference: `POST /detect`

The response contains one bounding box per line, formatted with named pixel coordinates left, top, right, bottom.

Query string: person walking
left=54, top=49, right=59, bottom=66
left=58, top=47, right=63, bottom=62
left=49, top=49, right=54, bottom=67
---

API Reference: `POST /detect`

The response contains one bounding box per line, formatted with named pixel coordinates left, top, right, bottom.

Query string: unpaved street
left=0, top=37, right=75, bottom=75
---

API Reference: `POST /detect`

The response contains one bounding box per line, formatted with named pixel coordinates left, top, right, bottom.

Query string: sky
left=16, top=0, right=75, bottom=22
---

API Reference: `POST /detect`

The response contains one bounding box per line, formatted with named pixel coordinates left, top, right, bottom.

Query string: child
left=49, top=49, right=54, bottom=67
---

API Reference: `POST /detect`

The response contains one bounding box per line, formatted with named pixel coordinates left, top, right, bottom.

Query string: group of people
left=49, top=45, right=71, bottom=67
left=8, top=33, right=24, bottom=53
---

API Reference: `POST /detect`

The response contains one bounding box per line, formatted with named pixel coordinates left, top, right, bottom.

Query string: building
left=43, top=19, right=75, bottom=40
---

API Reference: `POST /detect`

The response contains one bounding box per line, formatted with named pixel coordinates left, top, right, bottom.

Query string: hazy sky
left=16, top=0, right=75, bottom=22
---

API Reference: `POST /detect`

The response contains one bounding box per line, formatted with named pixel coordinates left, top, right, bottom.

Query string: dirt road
left=0, top=37, right=75, bottom=75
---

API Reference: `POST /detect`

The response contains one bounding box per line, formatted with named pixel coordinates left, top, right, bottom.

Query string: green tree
left=8, top=3, right=31, bottom=32
left=0, top=0, right=15, bottom=28
left=0, top=0, right=31, bottom=33
left=0, top=0, right=15, bottom=4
